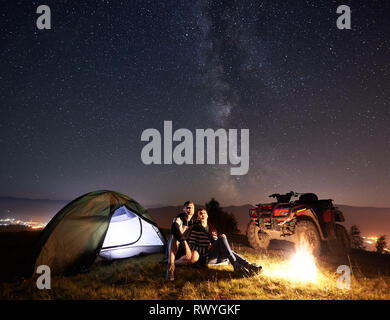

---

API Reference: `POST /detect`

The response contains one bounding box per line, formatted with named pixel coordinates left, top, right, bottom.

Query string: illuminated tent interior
left=33, top=190, right=166, bottom=274
left=99, top=205, right=165, bottom=260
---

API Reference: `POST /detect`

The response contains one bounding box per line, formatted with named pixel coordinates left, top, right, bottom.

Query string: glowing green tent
left=33, top=190, right=166, bottom=274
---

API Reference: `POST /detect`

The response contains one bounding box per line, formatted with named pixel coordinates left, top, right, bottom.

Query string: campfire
left=262, top=240, right=319, bottom=283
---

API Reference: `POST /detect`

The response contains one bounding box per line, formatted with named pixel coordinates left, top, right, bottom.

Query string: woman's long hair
left=195, top=209, right=217, bottom=235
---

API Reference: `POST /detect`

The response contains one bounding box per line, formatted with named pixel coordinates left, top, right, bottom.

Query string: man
left=165, top=201, right=195, bottom=281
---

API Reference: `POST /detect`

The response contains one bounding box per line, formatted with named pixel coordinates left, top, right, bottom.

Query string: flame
left=288, top=242, right=318, bottom=282
left=262, top=240, right=319, bottom=283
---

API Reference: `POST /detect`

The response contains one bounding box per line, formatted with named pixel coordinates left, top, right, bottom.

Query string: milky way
left=0, top=0, right=389, bottom=207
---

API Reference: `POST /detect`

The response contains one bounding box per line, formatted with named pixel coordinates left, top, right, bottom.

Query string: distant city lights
left=362, top=236, right=389, bottom=252
left=0, top=218, right=46, bottom=230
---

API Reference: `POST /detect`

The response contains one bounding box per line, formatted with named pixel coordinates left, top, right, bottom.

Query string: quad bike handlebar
left=268, top=191, right=300, bottom=203
left=268, top=191, right=322, bottom=203
left=269, top=191, right=298, bottom=198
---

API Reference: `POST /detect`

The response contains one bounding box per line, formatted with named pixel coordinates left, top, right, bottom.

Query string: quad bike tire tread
left=294, top=220, right=322, bottom=257
left=328, top=224, right=351, bottom=256
left=246, top=221, right=270, bottom=251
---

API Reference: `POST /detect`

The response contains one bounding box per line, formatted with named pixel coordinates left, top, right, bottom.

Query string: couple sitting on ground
left=165, top=201, right=262, bottom=281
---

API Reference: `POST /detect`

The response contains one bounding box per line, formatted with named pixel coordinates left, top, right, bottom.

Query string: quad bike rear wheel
left=247, top=221, right=270, bottom=251
left=328, top=224, right=351, bottom=256
left=294, top=220, right=322, bottom=257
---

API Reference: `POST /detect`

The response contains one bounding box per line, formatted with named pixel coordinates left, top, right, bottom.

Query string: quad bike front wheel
left=294, top=220, right=322, bottom=257
left=246, top=221, right=270, bottom=252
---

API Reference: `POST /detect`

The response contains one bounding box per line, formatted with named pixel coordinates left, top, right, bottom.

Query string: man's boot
left=165, top=263, right=175, bottom=281
left=246, top=263, right=263, bottom=275
left=232, top=261, right=251, bottom=277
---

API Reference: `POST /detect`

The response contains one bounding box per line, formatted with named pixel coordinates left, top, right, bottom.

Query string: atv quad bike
left=247, top=192, right=351, bottom=256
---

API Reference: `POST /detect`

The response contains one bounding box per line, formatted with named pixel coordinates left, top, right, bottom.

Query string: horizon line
left=1, top=195, right=390, bottom=210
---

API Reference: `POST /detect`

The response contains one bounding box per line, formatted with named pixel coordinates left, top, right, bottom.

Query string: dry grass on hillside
left=1, top=245, right=389, bottom=300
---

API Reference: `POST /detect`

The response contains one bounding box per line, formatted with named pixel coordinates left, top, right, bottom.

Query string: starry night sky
left=1, top=0, right=389, bottom=207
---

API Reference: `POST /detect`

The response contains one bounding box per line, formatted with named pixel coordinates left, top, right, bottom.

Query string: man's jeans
left=166, top=236, right=185, bottom=263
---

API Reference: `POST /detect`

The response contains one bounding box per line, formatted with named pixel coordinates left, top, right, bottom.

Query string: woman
left=177, top=208, right=262, bottom=276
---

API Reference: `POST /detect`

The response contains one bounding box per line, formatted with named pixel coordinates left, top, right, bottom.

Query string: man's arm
left=171, top=218, right=185, bottom=242
left=171, top=217, right=192, bottom=259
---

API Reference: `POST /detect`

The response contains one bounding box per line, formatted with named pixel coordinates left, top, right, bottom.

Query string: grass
left=0, top=231, right=389, bottom=300
left=1, top=248, right=389, bottom=300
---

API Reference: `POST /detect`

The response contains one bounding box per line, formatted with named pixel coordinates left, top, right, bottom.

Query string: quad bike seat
left=298, top=193, right=318, bottom=202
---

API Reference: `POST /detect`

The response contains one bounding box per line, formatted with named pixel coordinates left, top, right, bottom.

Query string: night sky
left=1, top=0, right=389, bottom=207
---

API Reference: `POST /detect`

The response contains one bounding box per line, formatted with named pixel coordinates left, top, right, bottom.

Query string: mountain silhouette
left=0, top=197, right=389, bottom=237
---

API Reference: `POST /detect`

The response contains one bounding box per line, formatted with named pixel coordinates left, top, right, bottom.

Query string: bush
left=205, top=198, right=240, bottom=235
